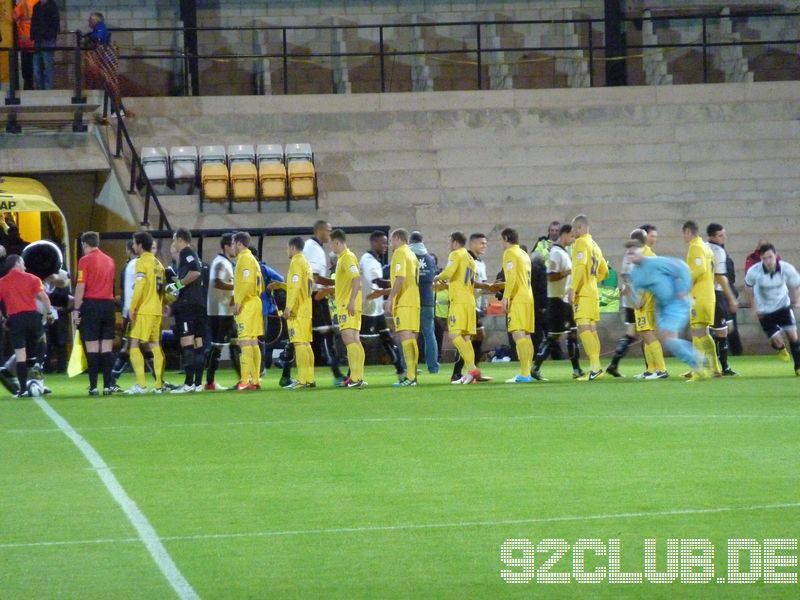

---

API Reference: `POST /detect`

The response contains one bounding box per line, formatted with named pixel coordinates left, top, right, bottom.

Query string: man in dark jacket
left=410, top=231, right=439, bottom=374
left=30, top=0, right=59, bottom=90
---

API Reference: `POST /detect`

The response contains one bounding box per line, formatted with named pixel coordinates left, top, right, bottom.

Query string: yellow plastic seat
left=288, top=160, right=316, bottom=199
left=259, top=161, right=287, bottom=200
left=230, top=161, right=257, bottom=202
left=201, top=162, right=229, bottom=202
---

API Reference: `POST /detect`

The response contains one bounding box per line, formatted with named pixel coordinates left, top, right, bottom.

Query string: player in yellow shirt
left=386, top=228, right=420, bottom=386
left=683, top=220, right=719, bottom=377
left=500, top=227, right=536, bottom=383
left=284, top=236, right=316, bottom=388
left=125, top=231, right=166, bottom=394
left=569, top=214, right=609, bottom=380
left=330, top=229, right=366, bottom=388
left=434, top=231, right=481, bottom=384
left=232, top=231, right=264, bottom=390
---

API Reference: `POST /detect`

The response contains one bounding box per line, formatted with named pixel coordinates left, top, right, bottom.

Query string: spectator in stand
left=745, top=238, right=769, bottom=275
left=30, top=0, right=59, bottom=90
left=84, top=12, right=126, bottom=117
left=13, top=0, right=39, bottom=90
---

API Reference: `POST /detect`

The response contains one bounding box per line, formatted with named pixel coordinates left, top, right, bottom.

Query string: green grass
left=1, top=355, right=799, bottom=598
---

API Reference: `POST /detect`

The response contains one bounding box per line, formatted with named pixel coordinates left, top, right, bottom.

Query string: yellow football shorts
left=288, top=317, right=312, bottom=344
left=690, top=297, right=714, bottom=328
left=507, top=301, right=535, bottom=334
left=394, top=306, right=420, bottom=333
left=634, top=308, right=656, bottom=332
left=130, top=314, right=161, bottom=343
left=573, top=294, right=599, bottom=323
left=336, top=306, right=362, bottom=332
left=448, top=302, right=476, bottom=335
left=235, top=299, right=264, bottom=340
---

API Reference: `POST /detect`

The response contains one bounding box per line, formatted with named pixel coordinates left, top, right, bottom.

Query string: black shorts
left=712, top=291, right=730, bottom=330
left=173, top=304, right=207, bottom=339
left=759, top=306, right=797, bottom=338
left=8, top=311, right=43, bottom=351
left=623, top=307, right=636, bottom=326
left=361, top=314, right=390, bottom=334
left=209, top=315, right=236, bottom=344
left=79, top=299, right=116, bottom=342
left=312, top=297, right=334, bottom=330
left=547, top=298, right=576, bottom=334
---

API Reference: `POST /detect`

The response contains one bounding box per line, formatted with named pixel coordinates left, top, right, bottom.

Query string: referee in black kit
left=168, top=228, right=207, bottom=394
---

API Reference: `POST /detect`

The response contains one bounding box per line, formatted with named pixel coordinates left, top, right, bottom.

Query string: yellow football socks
left=646, top=340, right=667, bottom=372
left=579, top=330, right=601, bottom=372
left=130, top=347, right=146, bottom=387
left=347, top=343, right=366, bottom=382
left=515, top=337, right=533, bottom=376
left=152, top=346, right=165, bottom=388
left=401, top=339, right=418, bottom=380
left=452, top=336, right=476, bottom=372
left=239, top=345, right=252, bottom=384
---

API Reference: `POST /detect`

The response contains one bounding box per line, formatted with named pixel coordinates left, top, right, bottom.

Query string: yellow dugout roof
left=0, top=176, right=60, bottom=213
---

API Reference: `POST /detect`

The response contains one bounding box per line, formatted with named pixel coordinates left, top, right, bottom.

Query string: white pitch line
left=32, top=398, right=200, bottom=600
left=5, top=412, right=800, bottom=435
left=3, top=500, right=800, bottom=550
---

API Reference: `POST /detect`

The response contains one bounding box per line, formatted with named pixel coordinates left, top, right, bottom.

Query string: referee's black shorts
left=79, top=299, right=116, bottom=342
left=173, top=304, right=207, bottom=339
left=548, top=297, right=576, bottom=335
left=8, top=311, right=43, bottom=352
left=312, top=297, right=333, bottom=331
left=713, top=290, right=730, bottom=330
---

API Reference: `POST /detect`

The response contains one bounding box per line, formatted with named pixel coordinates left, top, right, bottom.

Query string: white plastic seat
left=169, top=146, right=197, bottom=183
left=141, top=146, right=168, bottom=184
left=285, top=142, right=313, bottom=163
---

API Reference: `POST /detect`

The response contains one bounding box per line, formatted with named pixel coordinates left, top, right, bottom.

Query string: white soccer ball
left=27, top=379, right=44, bottom=397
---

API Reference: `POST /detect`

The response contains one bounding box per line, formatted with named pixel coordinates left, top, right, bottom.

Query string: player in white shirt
left=204, top=232, right=240, bottom=390
left=359, top=230, right=404, bottom=375
left=744, top=243, right=800, bottom=375
left=707, top=223, right=739, bottom=376
left=303, top=220, right=345, bottom=383
left=532, top=224, right=583, bottom=380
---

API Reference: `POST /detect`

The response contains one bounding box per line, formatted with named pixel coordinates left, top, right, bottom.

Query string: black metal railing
left=112, top=112, right=172, bottom=230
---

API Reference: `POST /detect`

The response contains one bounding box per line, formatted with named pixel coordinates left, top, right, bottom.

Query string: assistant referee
left=73, top=231, right=117, bottom=395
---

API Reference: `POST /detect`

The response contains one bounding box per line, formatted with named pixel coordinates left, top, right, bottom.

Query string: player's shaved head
left=629, top=228, right=647, bottom=244
left=572, top=214, right=589, bottom=227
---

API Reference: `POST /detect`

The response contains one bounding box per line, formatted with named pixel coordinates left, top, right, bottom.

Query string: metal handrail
left=112, top=112, right=172, bottom=231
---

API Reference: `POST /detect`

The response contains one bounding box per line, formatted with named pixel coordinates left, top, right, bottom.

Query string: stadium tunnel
left=0, top=176, right=71, bottom=268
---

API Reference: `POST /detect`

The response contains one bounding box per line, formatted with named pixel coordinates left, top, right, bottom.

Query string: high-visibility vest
left=14, top=0, right=39, bottom=49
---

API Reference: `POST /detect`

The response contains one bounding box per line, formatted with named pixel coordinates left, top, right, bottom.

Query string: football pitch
left=1, top=355, right=799, bottom=598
